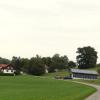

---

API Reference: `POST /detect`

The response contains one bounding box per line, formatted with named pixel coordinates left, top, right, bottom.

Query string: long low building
left=70, top=69, right=98, bottom=80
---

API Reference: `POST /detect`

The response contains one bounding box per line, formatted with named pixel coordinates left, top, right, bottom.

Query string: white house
left=0, top=64, right=15, bottom=74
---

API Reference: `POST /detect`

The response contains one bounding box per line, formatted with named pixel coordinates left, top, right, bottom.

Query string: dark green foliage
left=48, top=54, right=69, bottom=72
left=11, top=56, right=22, bottom=75
left=28, top=55, right=45, bottom=76
left=10, top=54, right=68, bottom=75
left=0, top=73, right=14, bottom=76
left=11, top=56, right=45, bottom=76
left=0, top=57, right=10, bottom=64
left=20, top=58, right=29, bottom=73
left=42, top=57, right=52, bottom=67
left=76, top=46, right=98, bottom=69
left=68, top=61, right=76, bottom=68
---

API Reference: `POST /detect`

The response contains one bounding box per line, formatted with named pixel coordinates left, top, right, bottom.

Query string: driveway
left=72, top=81, right=100, bottom=100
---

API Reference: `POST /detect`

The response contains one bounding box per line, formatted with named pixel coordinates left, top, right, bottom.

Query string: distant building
left=70, top=69, right=98, bottom=80
left=0, top=64, right=15, bottom=74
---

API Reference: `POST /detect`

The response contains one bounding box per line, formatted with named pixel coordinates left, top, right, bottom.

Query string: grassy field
left=76, top=78, right=100, bottom=85
left=43, top=70, right=69, bottom=78
left=0, top=75, right=96, bottom=100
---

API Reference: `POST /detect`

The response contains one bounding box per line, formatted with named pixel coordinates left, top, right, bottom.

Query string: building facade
left=70, top=69, right=98, bottom=80
left=0, top=64, right=15, bottom=74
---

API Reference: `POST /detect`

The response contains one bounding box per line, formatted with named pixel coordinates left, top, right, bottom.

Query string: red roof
left=0, top=64, right=8, bottom=69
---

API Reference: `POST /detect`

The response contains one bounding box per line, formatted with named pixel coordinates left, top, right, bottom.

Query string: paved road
left=72, top=81, right=100, bottom=100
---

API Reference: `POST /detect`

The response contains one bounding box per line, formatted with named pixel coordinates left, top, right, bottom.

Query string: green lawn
left=43, top=70, right=69, bottom=78
left=0, top=75, right=96, bottom=100
left=76, top=77, right=100, bottom=85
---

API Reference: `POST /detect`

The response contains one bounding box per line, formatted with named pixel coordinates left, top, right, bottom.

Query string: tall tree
left=68, top=61, right=76, bottom=68
left=28, top=55, right=45, bottom=76
left=0, top=57, right=10, bottom=64
left=11, top=56, right=22, bottom=74
left=20, top=58, right=29, bottom=73
left=76, top=46, right=98, bottom=69
left=49, top=54, right=69, bottom=72
left=42, top=57, right=52, bottom=67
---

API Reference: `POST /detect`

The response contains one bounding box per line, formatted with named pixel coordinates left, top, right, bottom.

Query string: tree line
left=13, top=54, right=75, bottom=75
left=0, top=54, right=76, bottom=75
left=0, top=46, right=99, bottom=75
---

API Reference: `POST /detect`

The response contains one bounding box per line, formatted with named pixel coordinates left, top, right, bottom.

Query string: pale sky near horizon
left=0, top=0, right=100, bottom=62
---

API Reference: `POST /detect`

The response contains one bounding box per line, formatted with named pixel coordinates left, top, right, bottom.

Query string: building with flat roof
left=70, top=69, right=98, bottom=80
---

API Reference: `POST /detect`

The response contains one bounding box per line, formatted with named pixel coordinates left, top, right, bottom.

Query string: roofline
left=72, top=72, right=98, bottom=75
left=70, top=68, right=98, bottom=75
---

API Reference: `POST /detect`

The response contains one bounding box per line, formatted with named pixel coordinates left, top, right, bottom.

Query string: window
left=11, top=70, right=13, bottom=72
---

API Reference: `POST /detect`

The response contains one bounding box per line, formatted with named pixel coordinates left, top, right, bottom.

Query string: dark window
left=11, top=70, right=13, bottom=72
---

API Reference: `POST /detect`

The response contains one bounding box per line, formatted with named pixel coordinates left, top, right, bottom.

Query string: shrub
left=0, top=73, right=14, bottom=76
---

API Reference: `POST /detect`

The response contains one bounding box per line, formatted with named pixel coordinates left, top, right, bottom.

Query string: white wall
left=3, top=69, right=15, bottom=74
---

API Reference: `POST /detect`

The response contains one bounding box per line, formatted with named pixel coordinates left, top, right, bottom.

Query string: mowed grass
left=0, top=76, right=96, bottom=100
left=43, top=70, right=69, bottom=78
left=76, top=77, right=100, bottom=86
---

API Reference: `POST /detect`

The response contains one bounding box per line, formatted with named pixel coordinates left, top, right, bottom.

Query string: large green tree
left=11, top=56, right=22, bottom=74
left=42, top=57, right=52, bottom=67
left=68, top=61, right=76, bottom=68
left=49, top=54, right=69, bottom=72
left=28, top=55, right=45, bottom=76
left=20, top=58, right=29, bottom=73
left=0, top=57, right=10, bottom=64
left=76, top=46, right=98, bottom=69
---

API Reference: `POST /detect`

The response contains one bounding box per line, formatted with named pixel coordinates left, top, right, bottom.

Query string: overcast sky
left=0, top=0, right=100, bottom=62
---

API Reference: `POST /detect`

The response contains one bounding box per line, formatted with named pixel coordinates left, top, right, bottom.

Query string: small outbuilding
left=70, top=69, right=98, bottom=80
